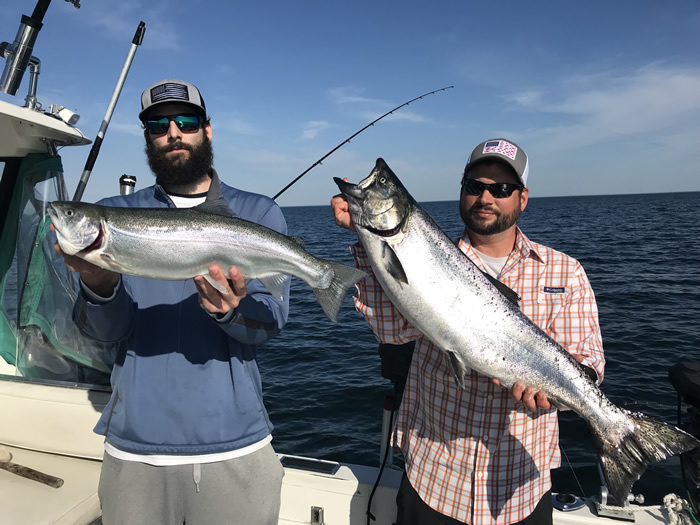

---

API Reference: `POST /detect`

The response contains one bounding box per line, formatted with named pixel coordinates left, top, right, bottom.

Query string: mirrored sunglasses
left=145, top=114, right=202, bottom=135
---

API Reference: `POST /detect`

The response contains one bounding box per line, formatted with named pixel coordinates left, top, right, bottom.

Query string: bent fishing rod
left=272, top=85, right=453, bottom=200
left=73, top=21, right=146, bottom=201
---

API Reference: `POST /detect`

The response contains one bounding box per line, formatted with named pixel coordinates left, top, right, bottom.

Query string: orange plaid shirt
left=351, top=227, right=604, bottom=524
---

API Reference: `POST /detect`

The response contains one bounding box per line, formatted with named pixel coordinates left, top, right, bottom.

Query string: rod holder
left=0, top=15, right=42, bottom=96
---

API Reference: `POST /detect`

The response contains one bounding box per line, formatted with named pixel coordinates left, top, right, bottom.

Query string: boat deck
left=0, top=445, right=102, bottom=525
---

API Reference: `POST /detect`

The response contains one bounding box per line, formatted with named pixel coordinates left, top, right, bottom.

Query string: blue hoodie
left=76, top=170, right=289, bottom=455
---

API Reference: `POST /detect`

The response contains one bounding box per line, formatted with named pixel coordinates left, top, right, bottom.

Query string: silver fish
left=48, top=200, right=366, bottom=323
left=334, top=158, right=699, bottom=505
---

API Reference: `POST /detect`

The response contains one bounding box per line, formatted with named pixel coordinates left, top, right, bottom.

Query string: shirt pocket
left=535, top=285, right=568, bottom=320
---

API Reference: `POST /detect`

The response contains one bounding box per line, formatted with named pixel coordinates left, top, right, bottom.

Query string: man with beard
left=53, top=79, right=288, bottom=525
left=330, top=139, right=604, bottom=525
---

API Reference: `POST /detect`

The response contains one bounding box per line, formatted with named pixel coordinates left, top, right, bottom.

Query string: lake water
left=260, top=191, right=700, bottom=505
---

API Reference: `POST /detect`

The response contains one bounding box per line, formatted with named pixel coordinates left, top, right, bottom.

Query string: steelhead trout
left=48, top=200, right=366, bottom=323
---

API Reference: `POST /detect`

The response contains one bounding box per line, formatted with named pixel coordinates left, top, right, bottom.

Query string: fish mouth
left=365, top=220, right=404, bottom=237
left=46, top=203, right=59, bottom=223
left=333, top=177, right=363, bottom=200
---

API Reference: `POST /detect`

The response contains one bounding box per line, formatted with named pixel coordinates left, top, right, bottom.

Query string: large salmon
left=334, top=158, right=699, bottom=504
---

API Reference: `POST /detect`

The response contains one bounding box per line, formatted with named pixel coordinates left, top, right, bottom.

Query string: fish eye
left=379, top=176, right=386, bottom=184
left=65, top=209, right=74, bottom=217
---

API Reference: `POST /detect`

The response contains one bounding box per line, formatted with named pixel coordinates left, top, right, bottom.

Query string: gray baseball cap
left=463, top=138, right=529, bottom=187
left=139, top=79, right=207, bottom=122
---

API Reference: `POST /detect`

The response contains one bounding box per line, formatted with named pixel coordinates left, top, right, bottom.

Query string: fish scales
left=102, top=206, right=330, bottom=287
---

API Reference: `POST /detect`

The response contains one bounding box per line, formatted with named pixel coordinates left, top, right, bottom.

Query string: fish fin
left=96, top=254, right=132, bottom=275
left=257, top=273, right=290, bottom=301
left=381, top=242, right=409, bottom=285
left=482, top=271, right=520, bottom=306
left=312, top=261, right=367, bottom=322
left=594, top=411, right=700, bottom=505
left=446, top=351, right=469, bottom=389
left=578, top=362, right=598, bottom=383
left=194, top=200, right=238, bottom=218
left=202, top=273, right=229, bottom=295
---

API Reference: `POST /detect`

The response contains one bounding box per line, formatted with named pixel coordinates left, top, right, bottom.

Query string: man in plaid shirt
left=331, top=139, right=604, bottom=525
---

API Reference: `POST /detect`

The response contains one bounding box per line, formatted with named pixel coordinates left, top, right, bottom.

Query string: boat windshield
left=0, top=153, right=114, bottom=387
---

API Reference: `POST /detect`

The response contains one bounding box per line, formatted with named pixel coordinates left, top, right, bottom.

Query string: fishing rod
left=272, top=85, right=454, bottom=201
left=72, top=21, right=146, bottom=202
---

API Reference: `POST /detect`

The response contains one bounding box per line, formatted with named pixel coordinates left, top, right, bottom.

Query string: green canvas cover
left=0, top=153, right=113, bottom=384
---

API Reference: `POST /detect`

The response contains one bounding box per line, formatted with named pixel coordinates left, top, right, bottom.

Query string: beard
left=460, top=201, right=522, bottom=235
left=145, top=134, right=214, bottom=188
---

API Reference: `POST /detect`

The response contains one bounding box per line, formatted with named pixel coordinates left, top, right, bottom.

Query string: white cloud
left=508, top=90, right=543, bottom=108
left=75, top=1, right=182, bottom=51
left=327, top=86, right=380, bottom=105
left=109, top=120, right=145, bottom=137
left=214, top=114, right=259, bottom=136
left=301, top=120, right=331, bottom=140
left=510, top=64, right=700, bottom=153
left=359, top=109, right=429, bottom=124
left=327, top=86, right=433, bottom=126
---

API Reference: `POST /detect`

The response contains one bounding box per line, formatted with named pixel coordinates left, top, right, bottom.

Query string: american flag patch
left=483, top=140, right=517, bottom=160
left=151, top=83, right=190, bottom=103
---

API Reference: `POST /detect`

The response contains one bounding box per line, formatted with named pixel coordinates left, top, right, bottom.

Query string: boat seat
left=669, top=361, right=700, bottom=410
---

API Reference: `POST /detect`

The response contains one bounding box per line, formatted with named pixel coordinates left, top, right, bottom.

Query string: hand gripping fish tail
left=335, top=157, right=700, bottom=506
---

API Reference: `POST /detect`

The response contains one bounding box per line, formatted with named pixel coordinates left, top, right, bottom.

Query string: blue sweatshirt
left=76, top=170, right=289, bottom=455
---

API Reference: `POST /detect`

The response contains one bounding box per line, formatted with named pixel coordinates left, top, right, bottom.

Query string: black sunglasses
left=462, top=178, right=523, bottom=198
left=145, top=114, right=203, bottom=135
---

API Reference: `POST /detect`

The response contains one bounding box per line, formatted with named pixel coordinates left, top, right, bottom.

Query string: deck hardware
left=280, top=455, right=340, bottom=475
left=310, top=506, right=324, bottom=524
left=552, top=493, right=585, bottom=512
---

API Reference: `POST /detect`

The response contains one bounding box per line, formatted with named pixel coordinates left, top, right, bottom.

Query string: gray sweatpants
left=98, top=443, right=284, bottom=525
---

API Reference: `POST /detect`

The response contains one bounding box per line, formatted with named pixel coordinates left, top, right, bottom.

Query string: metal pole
left=0, top=0, right=51, bottom=95
left=72, top=21, right=145, bottom=201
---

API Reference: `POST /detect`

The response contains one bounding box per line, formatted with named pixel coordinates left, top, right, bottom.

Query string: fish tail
left=312, top=261, right=367, bottom=323
left=594, top=411, right=699, bottom=505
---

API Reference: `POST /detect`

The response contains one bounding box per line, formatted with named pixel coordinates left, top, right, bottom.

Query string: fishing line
left=621, top=401, right=678, bottom=410
left=366, top=391, right=397, bottom=525
left=272, top=86, right=454, bottom=201
left=560, top=446, right=586, bottom=497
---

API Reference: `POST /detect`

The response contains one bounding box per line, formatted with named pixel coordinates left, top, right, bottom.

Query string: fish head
left=48, top=201, right=103, bottom=256
left=333, top=158, right=412, bottom=237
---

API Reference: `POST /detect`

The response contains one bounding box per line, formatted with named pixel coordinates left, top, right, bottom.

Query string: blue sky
left=1, top=1, right=699, bottom=206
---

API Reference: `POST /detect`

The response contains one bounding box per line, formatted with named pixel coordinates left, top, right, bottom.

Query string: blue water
left=260, top=191, right=700, bottom=505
